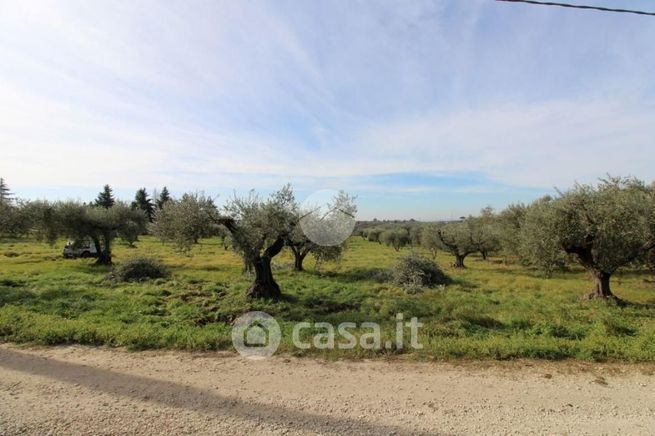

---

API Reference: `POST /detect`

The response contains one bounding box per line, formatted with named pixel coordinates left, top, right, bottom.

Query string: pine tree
left=0, top=178, right=13, bottom=204
left=156, top=186, right=171, bottom=209
left=95, top=184, right=115, bottom=208
left=131, top=188, right=155, bottom=222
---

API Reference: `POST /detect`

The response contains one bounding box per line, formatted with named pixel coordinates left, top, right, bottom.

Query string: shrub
left=109, top=257, right=170, bottom=282
left=391, top=252, right=450, bottom=293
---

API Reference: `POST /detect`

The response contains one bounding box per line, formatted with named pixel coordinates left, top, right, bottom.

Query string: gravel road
left=1, top=344, right=653, bottom=435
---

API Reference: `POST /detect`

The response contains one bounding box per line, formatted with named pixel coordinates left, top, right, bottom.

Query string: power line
left=496, top=0, right=655, bottom=17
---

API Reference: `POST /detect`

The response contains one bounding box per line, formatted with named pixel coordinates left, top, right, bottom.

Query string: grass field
left=1, top=236, right=654, bottom=361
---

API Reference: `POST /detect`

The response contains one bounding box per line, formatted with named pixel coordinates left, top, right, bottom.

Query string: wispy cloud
left=0, top=0, right=653, bottom=218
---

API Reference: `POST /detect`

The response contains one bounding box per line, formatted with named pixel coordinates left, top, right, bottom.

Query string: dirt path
left=0, top=345, right=653, bottom=435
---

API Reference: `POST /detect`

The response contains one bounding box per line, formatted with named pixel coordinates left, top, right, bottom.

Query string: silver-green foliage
left=519, top=177, right=655, bottom=297
left=223, top=185, right=296, bottom=266
left=30, top=201, right=146, bottom=264
left=151, top=193, right=218, bottom=252
left=437, top=221, right=478, bottom=267
left=380, top=228, right=410, bottom=251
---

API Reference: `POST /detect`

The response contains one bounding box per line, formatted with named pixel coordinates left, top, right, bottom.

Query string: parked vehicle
left=63, top=239, right=98, bottom=259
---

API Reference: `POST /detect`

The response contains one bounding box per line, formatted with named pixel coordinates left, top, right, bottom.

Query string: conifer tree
left=0, top=178, right=13, bottom=204
left=95, top=184, right=115, bottom=208
left=156, top=186, right=171, bottom=209
left=131, top=188, right=155, bottom=222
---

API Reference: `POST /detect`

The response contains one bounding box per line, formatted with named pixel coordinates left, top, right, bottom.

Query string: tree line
left=359, top=177, right=655, bottom=300
left=0, top=180, right=354, bottom=300
left=1, top=176, right=654, bottom=301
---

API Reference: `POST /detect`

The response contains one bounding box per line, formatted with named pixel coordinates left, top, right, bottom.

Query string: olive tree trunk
left=293, top=251, right=307, bottom=272
left=590, top=270, right=613, bottom=299
left=565, top=245, right=616, bottom=300
left=246, top=256, right=281, bottom=299
left=91, top=234, right=112, bottom=265
left=245, top=237, right=284, bottom=299
left=454, top=254, right=466, bottom=268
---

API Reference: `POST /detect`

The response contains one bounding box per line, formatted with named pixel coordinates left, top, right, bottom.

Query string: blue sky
left=1, top=0, right=654, bottom=220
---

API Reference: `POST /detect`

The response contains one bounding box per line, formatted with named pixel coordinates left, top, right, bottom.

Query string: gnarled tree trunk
left=246, top=256, right=281, bottom=299
left=246, top=237, right=284, bottom=299
left=96, top=232, right=113, bottom=265
left=289, top=243, right=313, bottom=272
left=91, top=235, right=112, bottom=265
left=565, top=243, right=616, bottom=300
left=590, top=270, right=613, bottom=299
left=454, top=254, right=466, bottom=268
left=293, top=251, right=307, bottom=272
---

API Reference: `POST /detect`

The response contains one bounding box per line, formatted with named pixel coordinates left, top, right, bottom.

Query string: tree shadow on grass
left=611, top=299, right=655, bottom=310
left=272, top=292, right=370, bottom=324
left=0, top=286, right=36, bottom=306
left=448, top=277, right=479, bottom=292
left=0, top=348, right=436, bottom=435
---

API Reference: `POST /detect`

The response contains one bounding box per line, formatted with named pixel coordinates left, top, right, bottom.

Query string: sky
left=1, top=0, right=654, bottom=220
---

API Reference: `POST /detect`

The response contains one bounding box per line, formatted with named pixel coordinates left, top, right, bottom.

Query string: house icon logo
left=231, top=311, right=281, bottom=360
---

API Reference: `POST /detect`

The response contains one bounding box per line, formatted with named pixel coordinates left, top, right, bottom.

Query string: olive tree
left=517, top=196, right=568, bottom=276
left=153, top=186, right=299, bottom=298
left=33, top=201, right=145, bottom=265
left=497, top=203, right=527, bottom=260
left=520, top=177, right=655, bottom=299
left=380, top=228, right=410, bottom=252
left=151, top=193, right=218, bottom=252
left=0, top=200, right=34, bottom=238
left=312, top=244, right=344, bottom=271
left=437, top=221, right=478, bottom=268
left=408, top=225, right=422, bottom=247
left=286, top=190, right=356, bottom=271
left=285, top=224, right=315, bottom=271
left=647, top=249, right=655, bottom=275
left=217, top=186, right=296, bottom=299
left=286, top=226, right=349, bottom=272
left=419, top=224, right=440, bottom=259
left=468, top=208, right=501, bottom=260
left=216, top=226, right=232, bottom=251
left=365, top=228, right=382, bottom=243
left=118, top=220, right=143, bottom=248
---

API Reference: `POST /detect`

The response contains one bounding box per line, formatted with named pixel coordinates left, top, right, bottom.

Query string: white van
left=63, top=239, right=99, bottom=259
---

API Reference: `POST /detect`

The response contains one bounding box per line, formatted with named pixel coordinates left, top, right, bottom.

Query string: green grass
left=1, top=236, right=654, bottom=361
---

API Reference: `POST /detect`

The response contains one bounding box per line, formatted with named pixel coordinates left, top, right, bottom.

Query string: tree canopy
left=33, top=201, right=146, bottom=265
left=95, top=184, right=115, bottom=209
left=219, top=185, right=297, bottom=298
left=286, top=190, right=356, bottom=271
left=419, top=224, right=441, bottom=259
left=519, top=177, right=655, bottom=299
left=0, top=178, right=13, bottom=204
left=151, top=193, right=218, bottom=252
left=156, top=186, right=171, bottom=210
left=467, top=208, right=501, bottom=260
left=380, top=228, right=410, bottom=252
left=132, top=188, right=155, bottom=223
left=437, top=221, right=478, bottom=268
